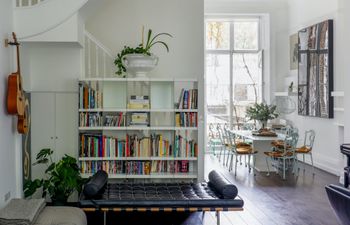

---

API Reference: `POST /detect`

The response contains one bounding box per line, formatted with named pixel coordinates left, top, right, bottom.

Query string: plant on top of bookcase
left=24, top=148, right=83, bottom=205
left=114, top=27, right=172, bottom=77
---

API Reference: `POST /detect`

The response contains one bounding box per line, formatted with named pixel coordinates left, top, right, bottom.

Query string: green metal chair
left=264, top=128, right=299, bottom=179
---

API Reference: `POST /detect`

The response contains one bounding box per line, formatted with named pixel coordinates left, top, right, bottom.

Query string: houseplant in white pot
left=114, top=28, right=172, bottom=77
left=246, top=102, right=279, bottom=129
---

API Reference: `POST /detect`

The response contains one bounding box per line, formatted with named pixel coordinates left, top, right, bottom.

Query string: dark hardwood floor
left=86, top=154, right=340, bottom=225
left=204, top=154, right=340, bottom=225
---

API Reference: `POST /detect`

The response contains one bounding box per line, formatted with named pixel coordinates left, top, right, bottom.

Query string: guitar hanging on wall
left=6, top=32, right=29, bottom=134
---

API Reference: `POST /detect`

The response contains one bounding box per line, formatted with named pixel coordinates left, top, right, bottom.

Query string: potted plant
left=114, top=27, right=172, bottom=77
left=24, top=148, right=83, bottom=205
left=246, top=103, right=279, bottom=129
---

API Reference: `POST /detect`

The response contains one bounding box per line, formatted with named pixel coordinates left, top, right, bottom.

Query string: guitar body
left=7, top=73, right=24, bottom=116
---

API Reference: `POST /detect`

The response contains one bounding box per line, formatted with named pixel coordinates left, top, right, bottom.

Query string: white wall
left=205, top=0, right=289, bottom=103
left=285, top=0, right=346, bottom=175
left=0, top=0, right=22, bottom=208
left=21, top=43, right=82, bottom=92
left=86, top=0, right=205, bottom=180
left=86, top=0, right=204, bottom=79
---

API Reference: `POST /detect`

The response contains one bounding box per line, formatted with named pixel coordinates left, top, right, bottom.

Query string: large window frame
left=205, top=16, right=264, bottom=129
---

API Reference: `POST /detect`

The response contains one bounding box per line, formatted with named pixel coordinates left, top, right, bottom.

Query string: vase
left=259, top=120, right=268, bottom=129
left=122, top=54, right=158, bottom=78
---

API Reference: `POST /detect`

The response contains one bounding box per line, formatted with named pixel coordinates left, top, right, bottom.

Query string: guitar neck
left=16, top=44, right=20, bottom=75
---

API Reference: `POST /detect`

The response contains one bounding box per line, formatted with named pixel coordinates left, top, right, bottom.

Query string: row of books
left=79, top=160, right=191, bottom=175
left=79, top=112, right=102, bottom=127
left=177, top=89, right=198, bottom=109
left=79, top=112, right=125, bottom=127
left=79, top=133, right=197, bottom=158
left=79, top=82, right=102, bottom=109
left=174, top=134, right=198, bottom=158
left=175, top=112, right=198, bottom=127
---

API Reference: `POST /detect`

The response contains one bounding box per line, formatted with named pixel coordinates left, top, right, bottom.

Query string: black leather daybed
left=79, top=170, right=244, bottom=225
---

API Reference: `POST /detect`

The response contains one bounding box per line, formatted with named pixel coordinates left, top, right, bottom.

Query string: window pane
left=234, top=21, right=259, bottom=51
left=232, top=53, right=262, bottom=119
left=206, top=22, right=230, bottom=50
left=206, top=54, right=230, bottom=125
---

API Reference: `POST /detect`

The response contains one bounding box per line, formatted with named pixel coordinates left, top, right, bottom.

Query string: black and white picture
left=290, top=33, right=298, bottom=70
left=298, top=20, right=333, bottom=118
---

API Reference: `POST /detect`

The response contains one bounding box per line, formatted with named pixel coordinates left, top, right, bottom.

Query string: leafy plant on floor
left=114, top=28, right=172, bottom=76
left=24, top=148, right=83, bottom=204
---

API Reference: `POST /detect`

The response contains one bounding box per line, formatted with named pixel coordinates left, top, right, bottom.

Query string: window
left=205, top=18, right=263, bottom=129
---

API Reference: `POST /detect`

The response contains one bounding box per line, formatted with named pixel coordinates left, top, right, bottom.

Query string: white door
left=55, top=93, right=78, bottom=160
left=30, top=93, right=55, bottom=180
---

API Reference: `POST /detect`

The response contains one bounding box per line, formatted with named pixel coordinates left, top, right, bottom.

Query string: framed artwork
left=298, top=19, right=333, bottom=118
left=290, top=33, right=298, bottom=70
left=22, top=92, right=31, bottom=185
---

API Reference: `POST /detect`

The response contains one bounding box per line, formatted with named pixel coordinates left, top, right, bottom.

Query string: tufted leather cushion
left=208, top=170, right=238, bottom=199
left=79, top=171, right=243, bottom=208
left=83, top=170, right=108, bottom=198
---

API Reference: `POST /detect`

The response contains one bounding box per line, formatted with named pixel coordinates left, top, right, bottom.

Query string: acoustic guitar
left=6, top=32, right=28, bottom=134
left=7, top=32, right=25, bottom=116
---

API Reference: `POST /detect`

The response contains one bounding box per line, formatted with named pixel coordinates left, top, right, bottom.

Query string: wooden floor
left=86, top=154, right=340, bottom=225
left=203, top=154, right=340, bottom=225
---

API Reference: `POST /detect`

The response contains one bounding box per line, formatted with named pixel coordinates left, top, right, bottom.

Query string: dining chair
left=208, top=123, right=222, bottom=157
left=225, top=127, right=257, bottom=176
left=216, top=123, right=228, bottom=164
left=264, top=128, right=299, bottom=179
left=295, top=129, right=316, bottom=175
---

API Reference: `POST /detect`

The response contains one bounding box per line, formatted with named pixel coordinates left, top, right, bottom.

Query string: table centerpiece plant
left=114, top=27, right=172, bottom=77
left=246, top=102, right=279, bottom=129
left=24, top=148, right=83, bottom=205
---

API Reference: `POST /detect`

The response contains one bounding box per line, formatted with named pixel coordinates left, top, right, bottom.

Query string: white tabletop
left=230, top=130, right=285, bottom=141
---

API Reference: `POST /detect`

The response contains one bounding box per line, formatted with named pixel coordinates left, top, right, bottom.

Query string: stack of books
left=129, top=112, right=149, bottom=126
left=79, top=112, right=102, bottom=127
left=128, top=95, right=150, bottom=109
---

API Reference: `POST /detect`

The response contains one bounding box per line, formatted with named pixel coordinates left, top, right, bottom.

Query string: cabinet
left=78, top=78, right=199, bottom=181
left=31, top=92, right=78, bottom=179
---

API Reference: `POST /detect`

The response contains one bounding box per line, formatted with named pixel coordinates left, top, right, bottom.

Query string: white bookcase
left=78, top=78, right=199, bottom=181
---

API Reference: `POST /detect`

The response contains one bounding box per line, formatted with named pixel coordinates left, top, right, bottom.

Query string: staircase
left=13, top=0, right=115, bottom=77
left=13, top=0, right=88, bottom=39
left=83, top=30, right=115, bottom=78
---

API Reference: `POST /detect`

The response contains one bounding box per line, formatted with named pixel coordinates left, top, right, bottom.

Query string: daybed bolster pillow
left=83, top=170, right=108, bottom=198
left=208, top=170, right=238, bottom=199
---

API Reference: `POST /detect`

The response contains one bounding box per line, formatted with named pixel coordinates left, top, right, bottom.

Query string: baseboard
left=297, top=154, right=340, bottom=176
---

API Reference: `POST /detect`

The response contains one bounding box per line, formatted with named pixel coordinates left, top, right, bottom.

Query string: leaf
left=150, top=41, right=170, bottom=52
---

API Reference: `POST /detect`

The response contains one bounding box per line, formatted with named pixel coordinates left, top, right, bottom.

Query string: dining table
left=229, top=129, right=285, bottom=172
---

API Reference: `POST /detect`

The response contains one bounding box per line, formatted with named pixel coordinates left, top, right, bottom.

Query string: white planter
left=122, top=54, right=158, bottom=77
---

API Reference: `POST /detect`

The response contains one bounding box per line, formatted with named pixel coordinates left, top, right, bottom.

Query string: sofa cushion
left=33, top=207, right=87, bottom=225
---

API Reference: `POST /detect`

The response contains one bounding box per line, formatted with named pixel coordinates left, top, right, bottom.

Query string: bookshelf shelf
left=81, top=173, right=198, bottom=179
left=79, top=157, right=198, bottom=161
left=78, top=78, right=199, bottom=180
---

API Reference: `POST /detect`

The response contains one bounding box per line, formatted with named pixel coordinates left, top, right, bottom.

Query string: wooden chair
left=264, top=128, right=299, bottom=179
left=295, top=129, right=316, bottom=174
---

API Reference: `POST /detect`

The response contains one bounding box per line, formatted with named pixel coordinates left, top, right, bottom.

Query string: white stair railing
left=16, top=0, right=45, bottom=7
left=84, top=31, right=115, bottom=78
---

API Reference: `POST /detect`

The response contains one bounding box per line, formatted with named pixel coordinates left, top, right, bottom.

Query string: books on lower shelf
left=79, top=112, right=102, bottom=127
left=79, top=81, right=102, bottom=109
left=175, top=112, right=197, bottom=127
left=177, top=89, right=198, bottom=109
left=79, top=133, right=197, bottom=158
left=104, top=112, right=124, bottom=127
left=79, top=160, right=191, bottom=175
